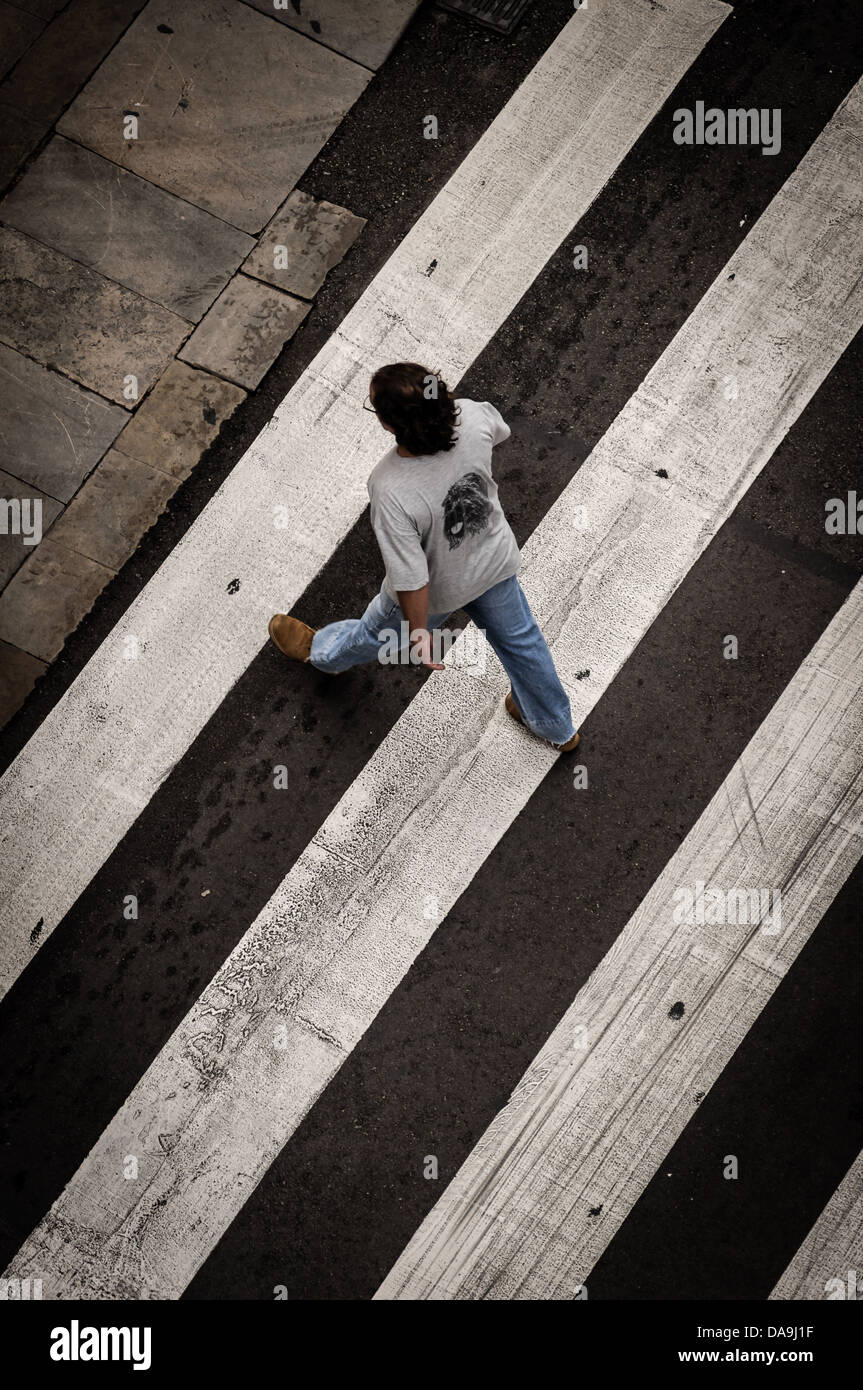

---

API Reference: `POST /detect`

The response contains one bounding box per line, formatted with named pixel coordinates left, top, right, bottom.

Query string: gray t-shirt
left=367, top=398, right=521, bottom=613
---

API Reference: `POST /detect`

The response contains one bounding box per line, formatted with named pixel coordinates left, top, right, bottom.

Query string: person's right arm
left=370, top=490, right=443, bottom=670
left=396, top=584, right=445, bottom=671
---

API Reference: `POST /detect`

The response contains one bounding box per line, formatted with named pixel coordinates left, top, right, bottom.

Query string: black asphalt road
left=0, top=0, right=860, bottom=1300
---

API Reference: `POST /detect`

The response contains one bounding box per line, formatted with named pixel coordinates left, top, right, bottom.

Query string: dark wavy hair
left=370, top=362, right=461, bottom=456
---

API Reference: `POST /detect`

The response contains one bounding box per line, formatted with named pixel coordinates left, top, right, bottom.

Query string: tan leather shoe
left=504, top=691, right=580, bottom=753
left=268, top=614, right=316, bottom=662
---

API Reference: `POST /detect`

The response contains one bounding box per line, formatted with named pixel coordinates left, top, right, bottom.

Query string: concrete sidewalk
left=0, top=0, right=422, bottom=725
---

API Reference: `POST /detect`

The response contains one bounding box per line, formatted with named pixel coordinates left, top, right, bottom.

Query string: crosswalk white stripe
left=376, top=582, right=863, bottom=1299
left=0, top=0, right=730, bottom=1000
left=5, top=76, right=861, bottom=1300
left=770, top=1149, right=863, bottom=1301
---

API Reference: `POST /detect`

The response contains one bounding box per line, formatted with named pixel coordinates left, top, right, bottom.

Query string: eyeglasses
left=362, top=395, right=377, bottom=413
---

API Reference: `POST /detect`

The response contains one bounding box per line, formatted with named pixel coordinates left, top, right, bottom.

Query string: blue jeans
left=309, top=575, right=575, bottom=745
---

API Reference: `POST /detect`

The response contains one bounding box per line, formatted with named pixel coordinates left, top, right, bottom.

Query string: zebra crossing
left=1, top=0, right=861, bottom=1306
left=5, top=67, right=863, bottom=1302
left=771, top=1148, right=863, bottom=1300
left=375, top=579, right=863, bottom=1298
left=0, top=0, right=729, bottom=1000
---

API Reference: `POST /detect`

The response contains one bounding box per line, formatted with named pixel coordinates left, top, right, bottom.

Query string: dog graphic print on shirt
left=442, top=472, right=491, bottom=550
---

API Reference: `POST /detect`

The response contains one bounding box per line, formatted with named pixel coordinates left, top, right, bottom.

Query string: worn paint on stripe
left=377, top=582, right=863, bottom=1299
left=0, top=0, right=729, bottom=999
left=770, top=1148, right=863, bottom=1301
left=5, top=77, right=861, bottom=1299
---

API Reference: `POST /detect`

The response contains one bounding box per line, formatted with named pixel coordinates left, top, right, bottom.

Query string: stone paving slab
left=178, top=274, right=310, bottom=388
left=114, top=359, right=246, bottom=480
left=47, top=447, right=178, bottom=571
left=0, top=638, right=46, bottom=729
left=0, top=2, right=44, bottom=81
left=0, top=342, right=128, bottom=500
left=0, top=107, right=43, bottom=189
left=0, top=0, right=147, bottom=133
left=0, top=0, right=150, bottom=191
left=0, top=535, right=113, bottom=662
left=0, top=225, right=190, bottom=406
left=0, top=469, right=63, bottom=587
left=11, top=0, right=69, bottom=17
left=243, top=0, right=421, bottom=71
left=243, top=188, right=366, bottom=300
left=57, top=0, right=371, bottom=233
left=1, top=137, right=256, bottom=320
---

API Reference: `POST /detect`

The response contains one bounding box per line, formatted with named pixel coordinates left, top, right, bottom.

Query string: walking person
left=269, top=362, right=579, bottom=752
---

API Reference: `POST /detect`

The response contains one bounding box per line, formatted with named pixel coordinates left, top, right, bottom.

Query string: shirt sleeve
left=482, top=400, right=512, bottom=446
left=370, top=490, right=430, bottom=593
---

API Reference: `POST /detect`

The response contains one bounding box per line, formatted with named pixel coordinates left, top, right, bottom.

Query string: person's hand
left=411, top=628, right=445, bottom=671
